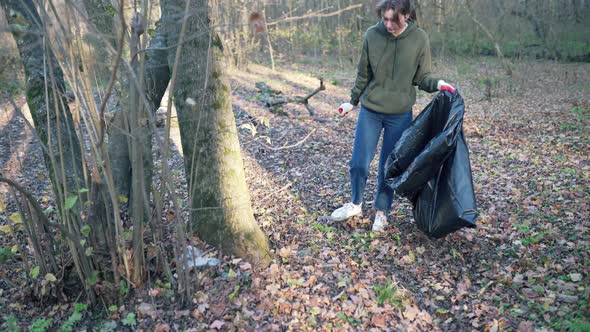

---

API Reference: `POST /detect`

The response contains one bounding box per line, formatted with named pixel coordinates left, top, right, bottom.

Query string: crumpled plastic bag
left=181, top=245, right=219, bottom=268
left=385, top=91, right=477, bottom=238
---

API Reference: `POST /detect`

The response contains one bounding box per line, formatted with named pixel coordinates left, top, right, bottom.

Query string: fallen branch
left=259, top=129, right=316, bottom=151
left=257, top=79, right=326, bottom=117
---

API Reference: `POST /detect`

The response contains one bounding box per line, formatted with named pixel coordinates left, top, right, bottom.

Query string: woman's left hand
left=437, top=80, right=455, bottom=94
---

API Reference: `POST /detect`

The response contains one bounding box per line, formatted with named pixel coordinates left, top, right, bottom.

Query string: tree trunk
left=81, top=0, right=116, bottom=81
left=3, top=0, right=86, bottom=203
left=1, top=0, right=96, bottom=301
left=161, top=0, right=271, bottom=265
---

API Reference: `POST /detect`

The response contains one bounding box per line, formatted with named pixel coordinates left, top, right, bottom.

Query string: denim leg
left=350, top=106, right=382, bottom=205
left=374, top=110, right=413, bottom=212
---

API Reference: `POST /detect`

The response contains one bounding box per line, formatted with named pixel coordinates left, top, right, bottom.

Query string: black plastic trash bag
left=385, top=91, right=477, bottom=238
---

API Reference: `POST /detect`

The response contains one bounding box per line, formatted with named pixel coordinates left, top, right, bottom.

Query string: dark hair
left=375, top=0, right=412, bottom=17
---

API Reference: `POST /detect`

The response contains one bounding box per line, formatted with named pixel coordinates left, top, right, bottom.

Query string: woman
left=331, top=0, right=455, bottom=231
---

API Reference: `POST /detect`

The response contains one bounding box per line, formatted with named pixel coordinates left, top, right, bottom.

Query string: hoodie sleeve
left=350, top=35, right=372, bottom=106
left=412, top=35, right=441, bottom=93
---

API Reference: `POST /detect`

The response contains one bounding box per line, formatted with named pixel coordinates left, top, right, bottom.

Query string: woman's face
left=382, top=8, right=410, bottom=35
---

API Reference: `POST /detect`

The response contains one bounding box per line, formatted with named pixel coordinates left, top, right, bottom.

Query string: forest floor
left=0, top=56, right=589, bottom=331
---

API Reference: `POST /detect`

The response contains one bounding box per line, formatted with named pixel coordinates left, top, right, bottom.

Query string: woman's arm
left=350, top=36, right=372, bottom=106
left=412, top=36, right=441, bottom=93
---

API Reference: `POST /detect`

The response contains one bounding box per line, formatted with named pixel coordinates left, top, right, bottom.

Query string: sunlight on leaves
left=30, top=266, right=40, bottom=279
left=44, top=273, right=57, bottom=282
left=9, top=213, right=22, bottom=224
left=118, top=195, right=128, bottom=204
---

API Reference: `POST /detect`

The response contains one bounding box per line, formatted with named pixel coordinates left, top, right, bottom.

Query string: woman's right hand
left=338, top=102, right=354, bottom=117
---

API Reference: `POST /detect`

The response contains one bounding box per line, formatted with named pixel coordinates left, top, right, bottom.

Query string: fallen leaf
left=210, top=320, right=225, bottom=330
left=557, top=294, right=578, bottom=303
left=279, top=247, right=292, bottom=258
left=512, top=274, right=524, bottom=285
left=487, top=319, right=499, bottom=332
left=517, top=320, right=534, bottom=332
left=154, top=323, right=170, bottom=332
left=269, top=263, right=279, bottom=275
left=456, top=278, right=472, bottom=300
left=403, top=305, right=419, bottom=321
left=191, top=308, right=204, bottom=320
left=137, top=302, right=157, bottom=319
left=371, top=314, right=387, bottom=328
left=44, top=273, right=57, bottom=282
left=148, top=288, right=162, bottom=297
left=174, top=310, right=190, bottom=319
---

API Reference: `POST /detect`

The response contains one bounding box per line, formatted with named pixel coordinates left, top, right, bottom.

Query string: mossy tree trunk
left=161, top=0, right=271, bottom=265
left=1, top=0, right=96, bottom=301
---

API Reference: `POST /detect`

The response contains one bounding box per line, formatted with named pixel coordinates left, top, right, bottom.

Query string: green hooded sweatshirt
left=350, top=20, right=441, bottom=114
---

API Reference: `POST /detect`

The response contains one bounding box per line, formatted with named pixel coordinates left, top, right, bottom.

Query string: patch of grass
left=390, top=233, right=402, bottom=247
left=571, top=106, right=590, bottom=121
left=373, top=280, right=405, bottom=308
left=119, top=280, right=129, bottom=297
left=0, top=246, right=16, bottom=265
left=350, top=232, right=370, bottom=250
left=311, top=222, right=335, bottom=233
left=286, top=277, right=304, bottom=288
left=561, top=123, right=581, bottom=131
left=60, top=303, right=88, bottom=332
left=570, top=106, right=588, bottom=115
left=337, top=313, right=361, bottom=327
left=563, top=319, right=590, bottom=332
left=30, top=318, right=52, bottom=332
left=2, top=316, right=20, bottom=332
left=562, top=167, right=577, bottom=176
left=515, top=221, right=531, bottom=234
left=121, top=313, right=136, bottom=327
left=521, top=231, right=547, bottom=246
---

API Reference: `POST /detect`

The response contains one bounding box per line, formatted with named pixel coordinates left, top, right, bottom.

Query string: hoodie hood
left=377, top=19, right=417, bottom=39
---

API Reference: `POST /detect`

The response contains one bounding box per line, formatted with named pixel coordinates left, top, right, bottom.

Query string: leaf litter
left=0, top=58, right=588, bottom=330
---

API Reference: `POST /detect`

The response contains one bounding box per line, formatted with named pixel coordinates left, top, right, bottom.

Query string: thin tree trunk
left=464, top=1, right=512, bottom=76
left=262, top=7, right=275, bottom=71
left=128, top=12, right=147, bottom=287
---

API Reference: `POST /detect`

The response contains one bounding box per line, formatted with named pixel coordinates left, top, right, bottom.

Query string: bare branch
left=266, top=4, right=362, bottom=27
left=0, top=175, right=75, bottom=242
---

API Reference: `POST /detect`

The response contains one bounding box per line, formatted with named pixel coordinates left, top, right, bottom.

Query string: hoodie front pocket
left=366, top=79, right=412, bottom=112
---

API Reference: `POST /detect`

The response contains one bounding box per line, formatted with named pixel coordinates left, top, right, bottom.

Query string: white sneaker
left=372, top=211, right=388, bottom=232
left=331, top=202, right=362, bottom=221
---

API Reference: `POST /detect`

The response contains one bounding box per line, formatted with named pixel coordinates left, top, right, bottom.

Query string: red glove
left=437, top=80, right=455, bottom=94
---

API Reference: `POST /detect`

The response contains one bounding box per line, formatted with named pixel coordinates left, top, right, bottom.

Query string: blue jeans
left=350, top=105, right=412, bottom=211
